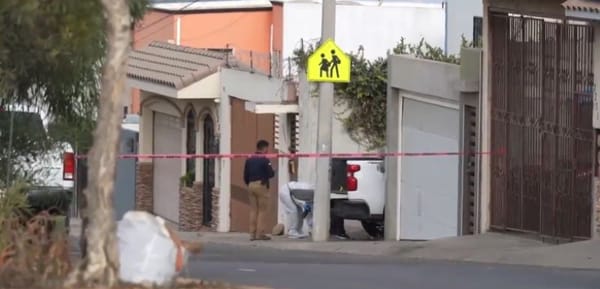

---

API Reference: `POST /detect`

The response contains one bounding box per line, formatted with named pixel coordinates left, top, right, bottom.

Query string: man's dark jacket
left=243, top=153, right=275, bottom=188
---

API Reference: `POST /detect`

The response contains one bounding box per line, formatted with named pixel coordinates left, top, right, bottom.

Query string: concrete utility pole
left=312, top=0, right=336, bottom=242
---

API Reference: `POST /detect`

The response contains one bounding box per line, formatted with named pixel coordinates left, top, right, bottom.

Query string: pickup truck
left=330, top=157, right=385, bottom=238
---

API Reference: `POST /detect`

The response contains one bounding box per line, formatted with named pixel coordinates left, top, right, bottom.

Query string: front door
left=203, top=115, right=215, bottom=226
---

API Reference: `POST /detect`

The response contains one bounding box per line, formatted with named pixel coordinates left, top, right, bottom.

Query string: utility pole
left=312, top=0, right=336, bottom=242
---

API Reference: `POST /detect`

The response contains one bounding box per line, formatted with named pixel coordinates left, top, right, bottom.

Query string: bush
left=0, top=180, right=71, bottom=288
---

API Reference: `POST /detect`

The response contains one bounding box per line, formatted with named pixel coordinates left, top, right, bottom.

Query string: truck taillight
left=346, top=164, right=361, bottom=191
left=63, top=152, right=75, bottom=180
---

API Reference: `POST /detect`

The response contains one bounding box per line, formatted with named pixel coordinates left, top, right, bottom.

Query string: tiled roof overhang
left=128, top=41, right=241, bottom=90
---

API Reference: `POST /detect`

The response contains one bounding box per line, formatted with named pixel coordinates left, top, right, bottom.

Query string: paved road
left=186, top=243, right=600, bottom=289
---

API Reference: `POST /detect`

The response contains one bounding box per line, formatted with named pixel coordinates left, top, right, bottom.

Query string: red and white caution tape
left=75, top=149, right=506, bottom=160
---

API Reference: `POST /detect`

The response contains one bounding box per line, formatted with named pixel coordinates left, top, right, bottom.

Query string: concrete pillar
left=478, top=0, right=492, bottom=234
left=384, top=64, right=401, bottom=241
left=297, top=73, right=318, bottom=185
left=138, top=95, right=154, bottom=156
left=217, top=87, right=231, bottom=233
left=135, top=93, right=154, bottom=213
left=276, top=113, right=291, bottom=225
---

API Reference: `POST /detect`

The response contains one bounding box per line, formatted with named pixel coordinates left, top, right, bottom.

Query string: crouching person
left=279, top=181, right=314, bottom=239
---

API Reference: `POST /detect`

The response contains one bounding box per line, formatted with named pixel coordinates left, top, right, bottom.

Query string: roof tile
left=127, top=41, right=238, bottom=89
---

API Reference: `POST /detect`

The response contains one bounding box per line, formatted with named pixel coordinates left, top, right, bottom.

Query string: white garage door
left=153, top=111, right=182, bottom=224
left=400, top=98, right=460, bottom=240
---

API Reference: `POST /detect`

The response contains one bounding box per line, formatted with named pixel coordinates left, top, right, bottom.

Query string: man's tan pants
left=248, top=181, right=269, bottom=238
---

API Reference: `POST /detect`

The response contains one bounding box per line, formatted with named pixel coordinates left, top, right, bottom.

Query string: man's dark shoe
left=333, top=233, right=350, bottom=240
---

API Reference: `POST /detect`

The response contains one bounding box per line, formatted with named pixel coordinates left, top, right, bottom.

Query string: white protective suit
left=278, top=181, right=313, bottom=238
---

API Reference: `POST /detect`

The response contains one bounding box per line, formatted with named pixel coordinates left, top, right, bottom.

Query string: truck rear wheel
left=361, top=220, right=384, bottom=239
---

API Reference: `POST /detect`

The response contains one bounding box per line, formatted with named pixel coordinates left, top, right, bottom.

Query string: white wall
left=282, top=2, right=446, bottom=62
left=446, top=0, right=483, bottom=54
left=281, top=0, right=482, bottom=59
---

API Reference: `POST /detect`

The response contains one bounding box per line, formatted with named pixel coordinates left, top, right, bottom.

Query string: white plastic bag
left=117, top=211, right=178, bottom=286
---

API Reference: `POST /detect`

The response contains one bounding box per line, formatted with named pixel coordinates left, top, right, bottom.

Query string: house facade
left=129, top=0, right=278, bottom=115
left=129, top=41, right=288, bottom=233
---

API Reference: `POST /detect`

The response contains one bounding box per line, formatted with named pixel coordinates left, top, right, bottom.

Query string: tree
left=0, top=0, right=147, bottom=189
left=0, top=0, right=147, bottom=119
left=0, top=0, right=148, bottom=286
left=64, top=0, right=132, bottom=286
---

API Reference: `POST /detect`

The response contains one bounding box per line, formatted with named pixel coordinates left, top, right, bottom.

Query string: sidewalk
left=70, top=218, right=600, bottom=270
left=180, top=230, right=600, bottom=270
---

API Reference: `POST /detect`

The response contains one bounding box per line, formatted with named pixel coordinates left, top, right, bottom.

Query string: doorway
left=203, top=114, right=216, bottom=226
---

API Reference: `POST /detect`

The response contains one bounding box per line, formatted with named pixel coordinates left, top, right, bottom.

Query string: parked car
left=330, top=157, right=385, bottom=238
left=0, top=109, right=75, bottom=228
left=25, top=186, right=73, bottom=233
left=0, top=109, right=74, bottom=186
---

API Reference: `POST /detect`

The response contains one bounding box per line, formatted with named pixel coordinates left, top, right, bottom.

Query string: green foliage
left=0, top=180, right=30, bottom=251
left=292, top=36, right=479, bottom=150
left=0, top=0, right=148, bottom=186
left=0, top=0, right=148, bottom=119
left=335, top=54, right=387, bottom=149
left=180, top=170, right=195, bottom=188
left=47, top=113, right=96, bottom=153
left=0, top=111, right=53, bottom=187
left=292, top=40, right=317, bottom=71
left=392, top=37, right=460, bottom=64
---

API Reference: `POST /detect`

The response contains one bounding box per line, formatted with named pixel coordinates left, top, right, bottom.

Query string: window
left=287, top=113, right=299, bottom=153
left=186, top=110, right=196, bottom=179
left=473, top=16, right=483, bottom=46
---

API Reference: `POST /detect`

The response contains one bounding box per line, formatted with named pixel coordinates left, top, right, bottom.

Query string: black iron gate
left=202, top=114, right=216, bottom=226
left=490, top=13, right=594, bottom=240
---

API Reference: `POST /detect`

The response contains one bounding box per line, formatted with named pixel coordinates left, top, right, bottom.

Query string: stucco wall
left=446, top=0, right=483, bottom=54
left=272, top=3, right=284, bottom=53
left=281, top=2, right=446, bottom=63
left=221, top=68, right=286, bottom=103
left=133, top=10, right=176, bottom=49
left=389, top=56, right=461, bottom=102
left=138, top=93, right=219, bottom=180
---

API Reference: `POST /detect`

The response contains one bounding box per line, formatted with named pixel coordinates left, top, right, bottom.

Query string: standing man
left=243, top=140, right=275, bottom=241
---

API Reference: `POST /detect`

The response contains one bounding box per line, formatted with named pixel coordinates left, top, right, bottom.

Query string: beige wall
left=138, top=92, right=219, bottom=182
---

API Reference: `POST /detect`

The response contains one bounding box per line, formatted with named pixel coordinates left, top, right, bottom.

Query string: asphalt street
left=186, top=243, right=600, bottom=289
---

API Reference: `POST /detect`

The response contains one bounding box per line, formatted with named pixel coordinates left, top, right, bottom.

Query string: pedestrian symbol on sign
left=307, top=39, right=351, bottom=83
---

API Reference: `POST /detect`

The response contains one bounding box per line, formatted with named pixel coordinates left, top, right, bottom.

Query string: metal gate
left=490, top=13, right=594, bottom=240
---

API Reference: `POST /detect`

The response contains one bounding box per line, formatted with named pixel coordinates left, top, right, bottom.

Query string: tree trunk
left=65, top=0, right=131, bottom=287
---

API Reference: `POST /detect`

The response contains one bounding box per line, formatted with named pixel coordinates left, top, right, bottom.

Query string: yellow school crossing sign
left=307, top=39, right=351, bottom=83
